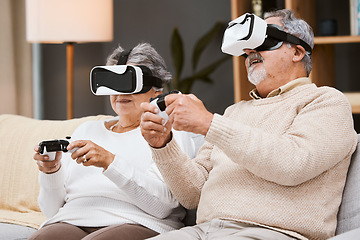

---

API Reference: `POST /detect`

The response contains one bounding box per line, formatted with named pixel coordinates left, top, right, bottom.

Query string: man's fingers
left=141, top=118, right=167, bottom=133
left=141, top=102, right=159, bottom=114
left=142, top=111, right=165, bottom=125
left=164, top=94, right=182, bottom=109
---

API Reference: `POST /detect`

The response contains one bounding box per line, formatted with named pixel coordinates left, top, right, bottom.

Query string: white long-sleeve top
left=37, top=117, right=203, bottom=233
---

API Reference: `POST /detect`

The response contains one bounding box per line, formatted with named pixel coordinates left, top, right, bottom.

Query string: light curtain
left=0, top=0, right=32, bottom=117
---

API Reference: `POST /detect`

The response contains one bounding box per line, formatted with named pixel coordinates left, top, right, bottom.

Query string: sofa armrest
left=0, top=114, right=113, bottom=229
left=336, top=134, right=360, bottom=235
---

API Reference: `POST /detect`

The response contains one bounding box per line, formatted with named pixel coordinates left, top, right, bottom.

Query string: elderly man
left=140, top=9, right=357, bottom=240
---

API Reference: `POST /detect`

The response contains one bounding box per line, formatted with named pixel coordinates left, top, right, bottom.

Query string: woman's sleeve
left=37, top=122, right=87, bottom=219
left=37, top=166, right=66, bottom=218
left=103, top=155, right=184, bottom=219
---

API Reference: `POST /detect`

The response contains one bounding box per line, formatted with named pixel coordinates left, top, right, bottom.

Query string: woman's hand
left=67, top=140, right=115, bottom=170
left=33, top=145, right=62, bottom=174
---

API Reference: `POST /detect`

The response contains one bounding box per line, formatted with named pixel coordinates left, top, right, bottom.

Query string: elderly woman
left=29, top=43, right=203, bottom=240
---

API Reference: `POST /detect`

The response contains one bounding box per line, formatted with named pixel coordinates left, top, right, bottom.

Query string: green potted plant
left=169, top=21, right=231, bottom=93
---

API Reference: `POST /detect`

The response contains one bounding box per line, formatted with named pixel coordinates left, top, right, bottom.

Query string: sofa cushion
left=0, top=223, right=36, bottom=240
left=0, top=114, right=113, bottom=229
left=336, top=134, right=360, bottom=234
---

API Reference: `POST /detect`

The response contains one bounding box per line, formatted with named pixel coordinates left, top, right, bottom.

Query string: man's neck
left=254, top=77, right=310, bottom=99
left=256, top=71, right=308, bottom=98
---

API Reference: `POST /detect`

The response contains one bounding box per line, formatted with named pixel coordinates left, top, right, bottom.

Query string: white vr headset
left=221, top=13, right=312, bottom=57
left=90, top=65, right=163, bottom=95
left=90, top=48, right=163, bottom=95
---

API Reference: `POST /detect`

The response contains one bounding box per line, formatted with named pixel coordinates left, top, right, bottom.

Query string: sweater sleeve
left=37, top=122, right=88, bottom=219
left=151, top=138, right=213, bottom=209
left=103, top=154, right=186, bottom=219
left=206, top=89, right=358, bottom=186
left=37, top=166, right=66, bottom=218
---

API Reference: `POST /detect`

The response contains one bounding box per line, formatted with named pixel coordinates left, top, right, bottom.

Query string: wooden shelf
left=315, top=35, right=360, bottom=45
left=344, top=92, right=360, bottom=114
left=230, top=0, right=360, bottom=113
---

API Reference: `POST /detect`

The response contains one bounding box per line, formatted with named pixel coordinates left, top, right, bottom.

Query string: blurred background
left=1, top=0, right=234, bottom=120
left=38, top=0, right=235, bottom=120
left=1, top=0, right=360, bottom=132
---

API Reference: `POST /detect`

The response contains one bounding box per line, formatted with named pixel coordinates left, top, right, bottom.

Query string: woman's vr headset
left=90, top=49, right=163, bottom=95
left=90, top=65, right=163, bottom=95
left=221, top=13, right=312, bottom=57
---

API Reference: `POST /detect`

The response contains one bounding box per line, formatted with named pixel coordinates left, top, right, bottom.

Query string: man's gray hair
left=264, top=9, right=314, bottom=76
left=106, top=42, right=172, bottom=89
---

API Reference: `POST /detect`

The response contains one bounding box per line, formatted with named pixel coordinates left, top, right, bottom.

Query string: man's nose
left=243, top=49, right=257, bottom=55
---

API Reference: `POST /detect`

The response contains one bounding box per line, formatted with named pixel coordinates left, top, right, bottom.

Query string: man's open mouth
left=250, top=58, right=263, bottom=66
left=248, top=53, right=264, bottom=68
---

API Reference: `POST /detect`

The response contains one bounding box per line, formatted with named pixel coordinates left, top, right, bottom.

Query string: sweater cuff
left=103, top=154, right=132, bottom=188
left=206, top=113, right=234, bottom=147
left=151, top=137, right=183, bottom=165
left=38, top=165, right=65, bottom=189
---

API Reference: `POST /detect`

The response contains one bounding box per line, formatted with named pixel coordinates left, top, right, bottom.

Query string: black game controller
left=39, top=137, right=79, bottom=161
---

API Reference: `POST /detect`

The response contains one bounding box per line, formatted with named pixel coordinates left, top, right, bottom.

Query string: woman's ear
left=293, top=45, right=306, bottom=63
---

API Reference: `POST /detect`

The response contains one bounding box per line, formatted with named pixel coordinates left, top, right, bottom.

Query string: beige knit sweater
left=151, top=80, right=358, bottom=240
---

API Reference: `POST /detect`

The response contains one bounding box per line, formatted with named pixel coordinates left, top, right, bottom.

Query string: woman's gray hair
left=264, top=9, right=314, bottom=76
left=106, top=42, right=172, bottom=90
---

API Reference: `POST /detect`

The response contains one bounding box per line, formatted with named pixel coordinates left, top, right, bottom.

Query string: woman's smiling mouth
left=117, top=98, right=132, bottom=104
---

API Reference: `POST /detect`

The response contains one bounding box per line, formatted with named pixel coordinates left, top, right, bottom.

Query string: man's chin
left=248, top=75, right=266, bottom=86
left=248, top=68, right=267, bottom=86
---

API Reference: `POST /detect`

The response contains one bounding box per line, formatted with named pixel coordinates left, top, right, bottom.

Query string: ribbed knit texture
left=152, top=81, right=358, bottom=240
left=38, top=118, right=202, bottom=233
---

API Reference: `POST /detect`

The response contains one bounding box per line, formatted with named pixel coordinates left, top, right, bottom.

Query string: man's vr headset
left=90, top=50, right=163, bottom=95
left=221, top=13, right=312, bottom=57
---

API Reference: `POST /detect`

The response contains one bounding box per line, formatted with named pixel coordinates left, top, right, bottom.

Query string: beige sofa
left=0, top=114, right=112, bottom=239
left=1, top=114, right=360, bottom=240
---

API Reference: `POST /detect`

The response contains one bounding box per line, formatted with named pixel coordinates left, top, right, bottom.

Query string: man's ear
left=293, top=45, right=306, bottom=63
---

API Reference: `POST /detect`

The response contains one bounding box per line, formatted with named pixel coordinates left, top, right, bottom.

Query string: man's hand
left=140, top=102, right=172, bottom=148
left=166, top=94, right=213, bottom=136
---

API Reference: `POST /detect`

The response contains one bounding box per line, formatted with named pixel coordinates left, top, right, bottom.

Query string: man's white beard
left=248, top=63, right=267, bottom=86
